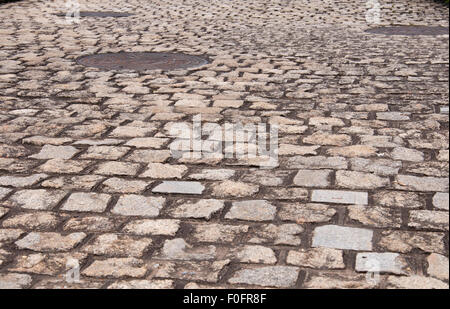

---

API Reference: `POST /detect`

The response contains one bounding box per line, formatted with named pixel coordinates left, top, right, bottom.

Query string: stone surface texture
left=0, top=0, right=448, bottom=289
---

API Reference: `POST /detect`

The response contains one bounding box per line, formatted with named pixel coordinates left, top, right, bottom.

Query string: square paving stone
left=112, top=195, right=165, bottom=217
left=61, top=192, right=111, bottom=213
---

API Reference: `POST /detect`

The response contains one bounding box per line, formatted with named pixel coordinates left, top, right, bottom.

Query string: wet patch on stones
left=56, top=11, right=134, bottom=18
left=76, top=52, right=209, bottom=71
left=366, top=26, right=449, bottom=36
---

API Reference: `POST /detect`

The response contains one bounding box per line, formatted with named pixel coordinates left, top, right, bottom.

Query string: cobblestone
left=355, top=252, right=408, bottom=275
left=229, top=266, right=300, bottom=288
left=312, top=225, right=373, bottom=251
left=0, top=0, right=448, bottom=290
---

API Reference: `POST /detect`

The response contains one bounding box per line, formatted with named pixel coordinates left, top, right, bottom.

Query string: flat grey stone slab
left=356, top=252, right=407, bottom=275
left=152, top=181, right=205, bottom=195
left=312, top=225, right=373, bottom=251
left=311, top=190, right=368, bottom=205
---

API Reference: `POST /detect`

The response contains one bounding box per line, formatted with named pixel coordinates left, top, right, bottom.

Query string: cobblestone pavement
left=0, top=0, right=449, bottom=289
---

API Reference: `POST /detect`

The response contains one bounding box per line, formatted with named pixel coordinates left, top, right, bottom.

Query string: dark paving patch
left=56, top=11, right=134, bottom=18
left=76, top=52, right=209, bottom=71
left=366, top=26, right=449, bottom=36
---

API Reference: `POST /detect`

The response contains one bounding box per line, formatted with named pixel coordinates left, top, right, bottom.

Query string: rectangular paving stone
left=304, top=272, right=377, bottom=289
left=7, top=189, right=66, bottom=210
left=95, top=161, right=141, bottom=176
left=225, top=200, right=277, bottom=221
left=15, top=232, right=86, bottom=252
left=0, top=174, right=48, bottom=187
left=287, top=248, right=345, bottom=269
left=61, top=192, right=111, bottom=213
left=312, top=225, right=373, bottom=251
left=378, top=230, right=446, bottom=254
left=286, top=156, right=348, bottom=170
left=336, top=171, right=390, bottom=190
left=82, top=258, right=147, bottom=278
left=112, top=195, right=165, bottom=217
left=311, top=190, right=368, bottom=205
left=82, top=233, right=152, bottom=257
left=395, top=175, right=449, bottom=192
left=30, top=145, right=79, bottom=160
left=0, top=273, right=33, bottom=289
left=293, top=170, right=332, bottom=187
left=408, top=210, right=449, bottom=231
left=152, top=260, right=230, bottom=283
left=152, top=181, right=205, bottom=195
left=355, top=252, right=408, bottom=275
left=228, top=266, right=300, bottom=288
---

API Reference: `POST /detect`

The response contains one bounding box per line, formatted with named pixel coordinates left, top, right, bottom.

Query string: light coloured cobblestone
left=304, top=272, right=378, bottom=289
left=311, top=190, right=368, bottom=205
left=225, top=200, right=276, bottom=221
left=386, top=276, right=448, bottom=289
left=378, top=231, right=446, bottom=254
left=327, top=145, right=377, bottom=158
left=432, top=193, right=449, bottom=210
left=355, top=253, right=408, bottom=275
left=191, top=223, right=249, bottom=243
left=0, top=273, right=33, bottom=289
left=249, top=224, right=304, bottom=246
left=123, top=219, right=180, bottom=236
left=212, top=180, right=259, bottom=197
left=41, top=175, right=104, bottom=190
left=336, top=171, right=390, bottom=190
left=391, top=147, right=424, bottom=162
left=373, top=191, right=423, bottom=209
left=408, top=210, right=449, bottom=231
left=427, top=253, right=449, bottom=281
left=228, top=245, right=277, bottom=264
left=140, top=163, right=188, bottom=179
left=157, top=238, right=216, bottom=261
left=112, top=195, right=165, bottom=217
left=30, top=145, right=79, bottom=160
left=293, top=170, right=331, bottom=187
left=15, top=232, right=86, bottom=252
left=2, top=212, right=60, bottom=230
left=0, top=0, right=448, bottom=290
left=101, top=177, right=149, bottom=194
left=287, top=248, right=345, bottom=269
left=62, top=192, right=111, bottom=213
left=348, top=206, right=402, bottom=228
left=95, top=161, right=141, bottom=176
left=312, top=225, right=373, bottom=251
left=63, top=216, right=119, bottom=232
left=395, top=175, right=449, bottom=192
left=152, top=260, right=230, bottom=283
left=7, top=189, right=66, bottom=210
left=38, top=159, right=91, bottom=174
left=286, top=156, right=348, bottom=170
left=169, top=199, right=225, bottom=219
left=350, top=158, right=402, bottom=176
left=107, top=280, right=174, bottom=289
left=279, top=203, right=336, bottom=223
left=153, top=181, right=205, bottom=195
left=83, top=258, right=147, bottom=278
left=229, top=266, right=300, bottom=288
left=82, top=233, right=152, bottom=257
left=0, top=174, right=48, bottom=187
